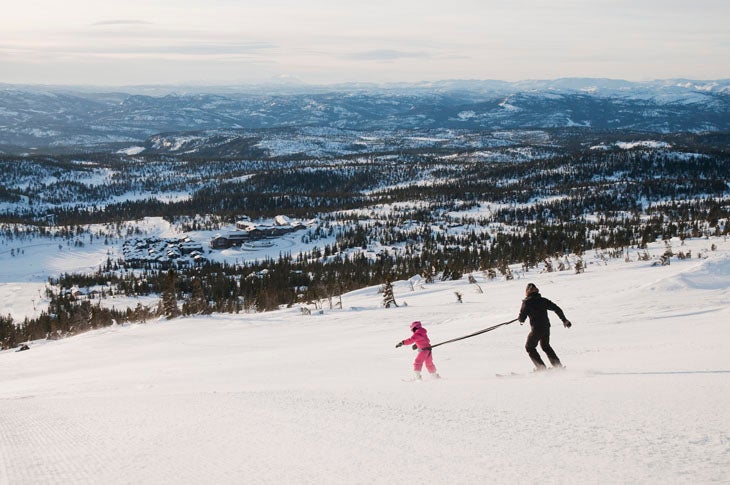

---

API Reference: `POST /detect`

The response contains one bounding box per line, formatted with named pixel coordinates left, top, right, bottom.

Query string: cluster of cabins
left=210, top=215, right=307, bottom=249
left=122, top=236, right=206, bottom=268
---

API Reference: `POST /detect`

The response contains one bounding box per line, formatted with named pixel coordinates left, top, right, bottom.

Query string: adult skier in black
left=518, top=283, right=572, bottom=371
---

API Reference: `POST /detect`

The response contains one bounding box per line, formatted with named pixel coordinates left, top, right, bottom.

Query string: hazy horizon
left=3, top=76, right=729, bottom=93
left=2, top=1, right=729, bottom=87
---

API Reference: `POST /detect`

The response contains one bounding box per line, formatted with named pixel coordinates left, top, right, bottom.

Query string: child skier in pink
left=396, top=321, right=440, bottom=380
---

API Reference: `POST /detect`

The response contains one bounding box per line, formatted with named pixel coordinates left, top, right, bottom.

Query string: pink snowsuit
left=402, top=327, right=438, bottom=373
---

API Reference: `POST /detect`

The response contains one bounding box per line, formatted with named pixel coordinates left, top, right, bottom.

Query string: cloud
left=100, top=42, right=278, bottom=56
left=0, top=35, right=279, bottom=65
left=345, top=49, right=430, bottom=61
left=92, top=20, right=154, bottom=27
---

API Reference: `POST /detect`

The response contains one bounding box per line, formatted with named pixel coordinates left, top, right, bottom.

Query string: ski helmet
left=410, top=321, right=422, bottom=331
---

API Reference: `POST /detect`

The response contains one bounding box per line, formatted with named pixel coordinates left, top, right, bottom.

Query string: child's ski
left=401, top=374, right=442, bottom=382
left=495, top=372, right=523, bottom=378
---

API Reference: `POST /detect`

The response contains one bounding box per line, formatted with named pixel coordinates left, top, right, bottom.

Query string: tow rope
left=426, top=318, right=519, bottom=350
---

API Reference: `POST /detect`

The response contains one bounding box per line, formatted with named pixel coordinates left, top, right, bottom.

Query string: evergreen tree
left=383, top=279, right=398, bottom=308
left=161, top=269, right=180, bottom=319
left=422, top=266, right=435, bottom=284
left=0, top=314, right=18, bottom=350
left=133, top=303, right=150, bottom=323
left=184, top=277, right=209, bottom=315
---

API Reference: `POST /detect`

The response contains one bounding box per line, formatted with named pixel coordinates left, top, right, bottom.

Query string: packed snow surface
left=1, top=237, right=729, bottom=484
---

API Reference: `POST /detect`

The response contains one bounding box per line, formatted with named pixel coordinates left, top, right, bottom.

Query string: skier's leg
left=539, top=331, right=563, bottom=367
left=413, top=350, right=426, bottom=372
left=424, top=350, right=437, bottom=374
left=526, top=330, right=547, bottom=369
left=411, top=351, right=426, bottom=380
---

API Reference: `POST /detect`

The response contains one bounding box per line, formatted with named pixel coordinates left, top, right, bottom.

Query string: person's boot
left=414, top=371, right=422, bottom=380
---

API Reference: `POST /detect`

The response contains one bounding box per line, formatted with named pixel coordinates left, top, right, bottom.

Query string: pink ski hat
left=410, top=321, right=422, bottom=331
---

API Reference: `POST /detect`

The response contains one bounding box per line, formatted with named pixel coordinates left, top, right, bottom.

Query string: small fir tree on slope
left=160, top=269, right=180, bottom=319
left=383, top=279, right=398, bottom=308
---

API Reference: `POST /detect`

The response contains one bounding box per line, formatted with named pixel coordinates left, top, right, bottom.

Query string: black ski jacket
left=518, top=293, right=567, bottom=330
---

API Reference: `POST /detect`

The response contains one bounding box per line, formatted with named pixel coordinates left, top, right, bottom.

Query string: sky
left=1, top=0, right=729, bottom=86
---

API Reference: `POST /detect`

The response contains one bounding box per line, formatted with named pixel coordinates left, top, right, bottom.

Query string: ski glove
left=563, top=320, right=572, bottom=328
left=411, top=344, right=418, bottom=350
left=395, top=341, right=404, bottom=348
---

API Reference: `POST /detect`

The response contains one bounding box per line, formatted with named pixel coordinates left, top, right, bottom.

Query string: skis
left=401, top=375, right=442, bottom=382
left=495, top=372, right=523, bottom=378
left=496, top=367, right=566, bottom=378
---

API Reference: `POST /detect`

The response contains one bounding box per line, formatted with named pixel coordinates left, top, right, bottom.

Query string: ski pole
left=426, top=318, right=519, bottom=350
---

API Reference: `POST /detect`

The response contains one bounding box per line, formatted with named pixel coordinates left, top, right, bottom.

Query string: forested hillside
left=1, top=125, right=727, bottom=347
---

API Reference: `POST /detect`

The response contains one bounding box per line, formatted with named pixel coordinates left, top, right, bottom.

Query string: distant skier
left=518, top=283, right=572, bottom=371
left=396, top=321, right=440, bottom=380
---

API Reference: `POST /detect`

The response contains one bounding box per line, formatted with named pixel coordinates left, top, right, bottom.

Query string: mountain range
left=0, top=78, right=729, bottom=153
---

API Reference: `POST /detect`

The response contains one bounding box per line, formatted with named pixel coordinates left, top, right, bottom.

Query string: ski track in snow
left=1, top=236, right=730, bottom=484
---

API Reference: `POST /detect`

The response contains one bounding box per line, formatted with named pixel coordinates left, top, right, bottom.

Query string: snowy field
left=1, top=237, right=729, bottom=484
left=0, top=218, right=174, bottom=320
left=0, top=216, right=332, bottom=320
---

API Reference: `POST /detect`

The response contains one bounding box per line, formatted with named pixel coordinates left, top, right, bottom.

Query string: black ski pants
left=525, top=326, right=562, bottom=369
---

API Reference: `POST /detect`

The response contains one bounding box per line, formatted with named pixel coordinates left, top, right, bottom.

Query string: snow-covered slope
left=1, top=237, right=728, bottom=484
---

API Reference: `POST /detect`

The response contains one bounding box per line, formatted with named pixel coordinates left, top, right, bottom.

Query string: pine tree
left=133, top=303, right=149, bottom=323
left=0, top=314, right=18, bottom=350
left=422, top=266, right=434, bottom=284
left=161, top=269, right=180, bottom=319
left=184, top=277, right=208, bottom=315
left=383, top=279, right=398, bottom=308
